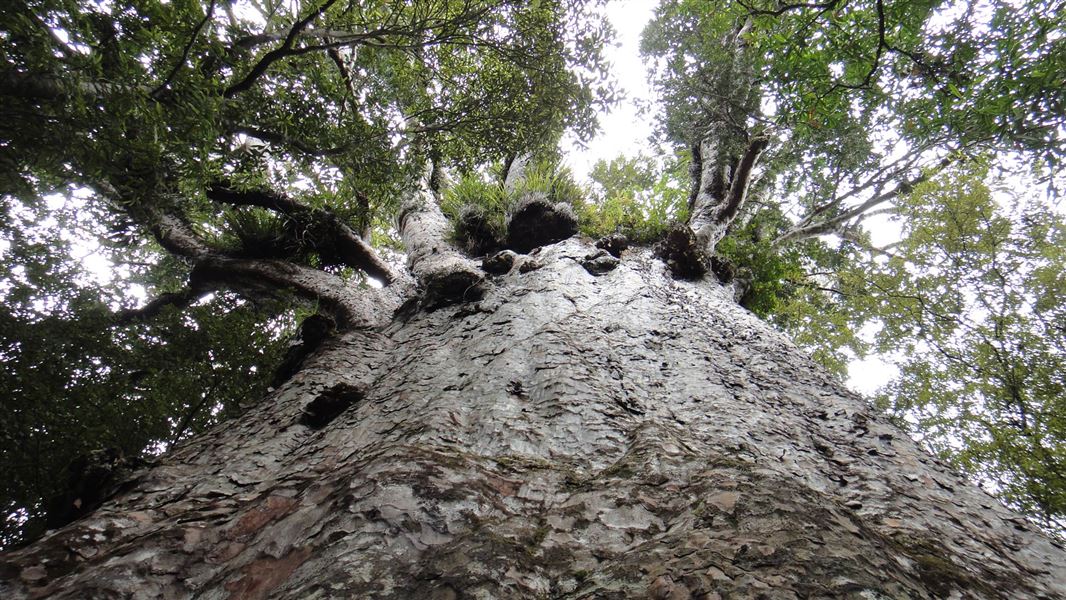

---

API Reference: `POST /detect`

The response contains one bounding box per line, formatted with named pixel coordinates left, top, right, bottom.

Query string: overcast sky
left=564, top=1, right=658, bottom=180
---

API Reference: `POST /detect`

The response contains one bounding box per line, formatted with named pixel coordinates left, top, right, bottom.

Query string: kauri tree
left=1, top=0, right=1065, bottom=598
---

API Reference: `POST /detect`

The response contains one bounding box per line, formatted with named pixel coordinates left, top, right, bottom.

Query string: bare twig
left=224, top=0, right=341, bottom=99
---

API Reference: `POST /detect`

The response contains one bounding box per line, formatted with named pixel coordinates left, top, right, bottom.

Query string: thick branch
left=737, top=0, right=842, bottom=17
left=397, top=167, right=483, bottom=304
left=0, top=71, right=120, bottom=101
left=190, top=256, right=388, bottom=329
left=206, top=184, right=397, bottom=284
left=114, top=288, right=207, bottom=325
left=206, top=183, right=304, bottom=213
left=720, top=136, right=770, bottom=225
left=687, top=142, right=703, bottom=212
left=143, top=206, right=215, bottom=259
left=688, top=136, right=769, bottom=254
left=132, top=216, right=394, bottom=328
left=132, top=191, right=396, bottom=326
left=503, top=152, right=532, bottom=193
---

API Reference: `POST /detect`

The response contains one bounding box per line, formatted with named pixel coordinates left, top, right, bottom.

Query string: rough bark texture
left=398, top=187, right=484, bottom=304
left=2, top=238, right=1064, bottom=599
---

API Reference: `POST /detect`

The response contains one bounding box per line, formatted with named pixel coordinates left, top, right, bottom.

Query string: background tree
left=865, top=162, right=1066, bottom=531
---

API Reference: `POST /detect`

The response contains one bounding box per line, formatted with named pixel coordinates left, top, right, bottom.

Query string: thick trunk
left=2, top=238, right=1063, bottom=599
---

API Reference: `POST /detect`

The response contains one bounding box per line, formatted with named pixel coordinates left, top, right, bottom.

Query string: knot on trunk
left=272, top=314, right=336, bottom=387
left=482, top=250, right=518, bottom=275
left=656, top=225, right=709, bottom=279
left=581, top=249, right=620, bottom=276
left=420, top=256, right=485, bottom=308
left=300, top=383, right=366, bottom=429
left=710, top=255, right=736, bottom=284
left=506, top=192, right=578, bottom=254
left=595, top=233, right=630, bottom=258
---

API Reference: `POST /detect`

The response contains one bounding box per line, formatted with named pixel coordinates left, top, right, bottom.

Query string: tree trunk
left=2, top=238, right=1063, bottom=599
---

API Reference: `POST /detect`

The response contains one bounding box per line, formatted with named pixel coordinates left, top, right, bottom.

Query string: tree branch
left=0, top=71, right=119, bottom=101
left=774, top=156, right=951, bottom=246
left=126, top=200, right=397, bottom=329
left=793, top=150, right=924, bottom=231
left=113, top=288, right=209, bottom=325
left=397, top=162, right=483, bottom=304
left=190, top=256, right=390, bottom=329
left=205, top=184, right=398, bottom=284
left=142, top=206, right=215, bottom=259
left=503, top=152, right=532, bottom=193
left=718, top=136, right=770, bottom=226
left=737, top=0, right=842, bottom=17
left=823, top=0, right=887, bottom=94
left=223, top=0, right=341, bottom=99
left=150, top=0, right=218, bottom=99
left=169, top=374, right=224, bottom=445
left=687, top=142, right=703, bottom=212
left=688, top=135, right=769, bottom=254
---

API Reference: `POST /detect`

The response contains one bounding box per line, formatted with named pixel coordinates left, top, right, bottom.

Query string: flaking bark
left=2, top=238, right=1063, bottom=599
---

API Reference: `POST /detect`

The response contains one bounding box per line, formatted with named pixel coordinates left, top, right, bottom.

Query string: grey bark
left=504, top=152, right=533, bottom=193
left=2, top=238, right=1064, bottom=599
left=191, top=256, right=391, bottom=330
left=398, top=180, right=484, bottom=303
left=133, top=202, right=390, bottom=329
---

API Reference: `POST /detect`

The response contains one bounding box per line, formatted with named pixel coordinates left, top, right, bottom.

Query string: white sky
left=564, top=0, right=659, bottom=180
